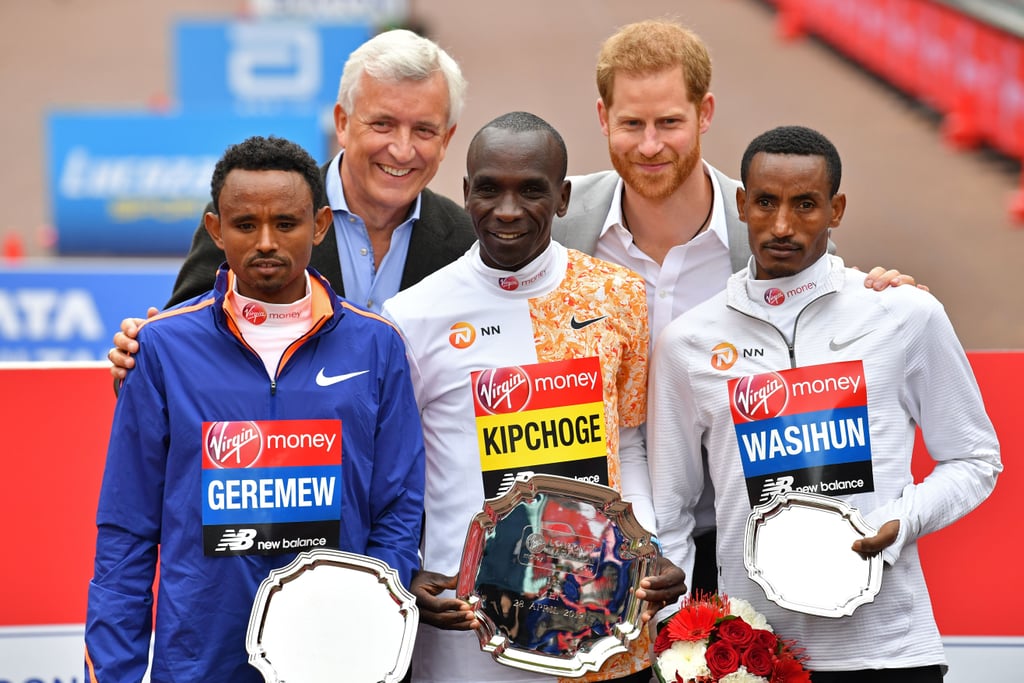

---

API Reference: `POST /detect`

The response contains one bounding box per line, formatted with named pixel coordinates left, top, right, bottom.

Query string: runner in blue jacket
left=85, top=135, right=425, bottom=682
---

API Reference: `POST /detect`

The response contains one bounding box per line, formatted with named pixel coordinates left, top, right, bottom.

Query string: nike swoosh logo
left=315, top=368, right=369, bottom=387
left=829, top=330, right=874, bottom=352
left=570, top=315, right=608, bottom=330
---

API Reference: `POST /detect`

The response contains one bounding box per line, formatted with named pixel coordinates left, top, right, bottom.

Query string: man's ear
left=830, top=192, right=847, bottom=229
left=333, top=103, right=348, bottom=150
left=204, top=212, right=225, bottom=250
left=556, top=179, right=571, bottom=217
left=312, top=206, right=332, bottom=246
left=597, top=98, right=611, bottom=137
left=698, top=93, right=715, bottom=135
left=736, top=187, right=747, bottom=222
left=463, top=175, right=470, bottom=208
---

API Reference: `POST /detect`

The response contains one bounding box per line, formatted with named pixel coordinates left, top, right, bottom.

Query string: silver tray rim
left=246, top=548, right=418, bottom=683
left=744, top=490, right=883, bottom=618
left=458, top=473, right=658, bottom=676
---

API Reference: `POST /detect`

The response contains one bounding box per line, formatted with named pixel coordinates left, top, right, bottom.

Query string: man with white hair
left=110, top=29, right=476, bottom=374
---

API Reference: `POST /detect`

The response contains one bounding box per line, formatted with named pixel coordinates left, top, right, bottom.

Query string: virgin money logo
left=732, top=372, right=789, bottom=421
left=449, top=321, right=476, bottom=349
left=498, top=276, right=519, bottom=291
left=243, top=302, right=267, bottom=325
left=204, top=421, right=264, bottom=468
left=475, top=366, right=531, bottom=414
left=764, top=288, right=785, bottom=306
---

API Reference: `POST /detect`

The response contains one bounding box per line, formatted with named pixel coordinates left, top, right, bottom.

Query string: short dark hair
left=209, top=136, right=324, bottom=213
left=740, top=125, right=842, bottom=196
left=470, top=111, right=568, bottom=181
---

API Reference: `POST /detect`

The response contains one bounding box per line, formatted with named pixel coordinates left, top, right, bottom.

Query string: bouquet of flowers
left=653, top=593, right=811, bottom=683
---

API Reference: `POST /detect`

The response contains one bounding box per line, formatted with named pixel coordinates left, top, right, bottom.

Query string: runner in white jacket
left=647, top=125, right=1001, bottom=681
left=384, top=112, right=687, bottom=683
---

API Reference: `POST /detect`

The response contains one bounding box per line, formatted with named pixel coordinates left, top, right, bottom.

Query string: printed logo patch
left=471, top=357, right=608, bottom=497
left=710, top=342, right=739, bottom=371
left=499, top=275, right=519, bottom=291
left=570, top=315, right=607, bottom=330
left=243, top=302, right=267, bottom=325
left=449, top=321, right=476, bottom=349
left=201, top=419, right=342, bottom=556
left=764, top=288, right=785, bottom=306
left=475, top=366, right=532, bottom=414
left=728, top=361, right=874, bottom=507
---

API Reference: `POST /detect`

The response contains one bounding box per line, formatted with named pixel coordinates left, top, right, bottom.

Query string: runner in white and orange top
left=382, top=112, right=687, bottom=683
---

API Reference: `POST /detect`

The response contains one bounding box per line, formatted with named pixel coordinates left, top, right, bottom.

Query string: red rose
left=751, top=628, right=778, bottom=652
left=705, top=640, right=741, bottom=678
left=742, top=647, right=774, bottom=677
left=716, top=616, right=754, bottom=648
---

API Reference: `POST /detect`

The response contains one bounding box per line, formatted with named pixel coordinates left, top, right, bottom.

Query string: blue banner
left=48, top=112, right=326, bottom=255
left=0, top=262, right=179, bottom=362
left=175, top=19, right=371, bottom=114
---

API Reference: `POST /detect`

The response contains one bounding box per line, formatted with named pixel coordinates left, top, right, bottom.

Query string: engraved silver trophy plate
left=246, top=549, right=418, bottom=683
left=457, top=473, right=658, bottom=677
left=744, top=491, right=882, bottom=618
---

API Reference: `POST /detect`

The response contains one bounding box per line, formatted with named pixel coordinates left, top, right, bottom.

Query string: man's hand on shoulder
left=861, top=266, right=929, bottom=292
left=410, top=570, right=479, bottom=631
left=109, top=307, right=159, bottom=380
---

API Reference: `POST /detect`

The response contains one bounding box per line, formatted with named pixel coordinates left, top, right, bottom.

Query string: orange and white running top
left=383, top=241, right=651, bottom=683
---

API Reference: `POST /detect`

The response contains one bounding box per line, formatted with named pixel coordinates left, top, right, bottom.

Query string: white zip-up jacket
left=648, top=254, right=1001, bottom=672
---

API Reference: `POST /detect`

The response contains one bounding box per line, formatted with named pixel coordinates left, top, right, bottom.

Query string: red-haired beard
left=609, top=135, right=702, bottom=201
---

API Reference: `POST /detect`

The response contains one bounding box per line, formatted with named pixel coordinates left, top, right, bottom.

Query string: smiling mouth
left=379, top=164, right=412, bottom=177
left=491, top=231, right=526, bottom=241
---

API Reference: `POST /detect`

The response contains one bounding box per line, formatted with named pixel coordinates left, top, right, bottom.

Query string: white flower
left=657, top=640, right=710, bottom=681
left=728, top=597, right=772, bottom=632
left=720, top=665, right=770, bottom=683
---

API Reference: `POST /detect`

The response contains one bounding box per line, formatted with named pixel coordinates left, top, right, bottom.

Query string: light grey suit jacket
left=551, top=166, right=751, bottom=272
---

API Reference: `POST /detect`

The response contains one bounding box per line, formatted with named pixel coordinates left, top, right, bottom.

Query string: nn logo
left=449, top=321, right=476, bottom=349
left=710, top=342, right=738, bottom=371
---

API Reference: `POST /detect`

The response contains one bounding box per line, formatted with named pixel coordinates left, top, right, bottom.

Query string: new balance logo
left=570, top=315, right=607, bottom=330
left=215, top=528, right=257, bottom=552
left=758, top=475, right=794, bottom=504
left=497, top=471, right=536, bottom=496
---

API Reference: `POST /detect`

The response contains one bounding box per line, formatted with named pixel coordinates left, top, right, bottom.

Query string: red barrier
left=0, top=363, right=113, bottom=625
left=0, top=355, right=1018, bottom=635
left=766, top=0, right=1024, bottom=221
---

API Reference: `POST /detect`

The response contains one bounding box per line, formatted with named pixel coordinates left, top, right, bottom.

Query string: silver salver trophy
left=457, top=473, right=659, bottom=677
left=246, top=549, right=419, bottom=682
left=744, top=490, right=883, bottom=618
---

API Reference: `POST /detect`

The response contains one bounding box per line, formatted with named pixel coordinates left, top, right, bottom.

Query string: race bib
left=201, top=419, right=342, bottom=556
left=472, top=357, right=608, bottom=497
left=729, top=360, right=874, bottom=507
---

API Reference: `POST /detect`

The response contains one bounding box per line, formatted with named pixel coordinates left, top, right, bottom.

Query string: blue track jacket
left=85, top=267, right=425, bottom=682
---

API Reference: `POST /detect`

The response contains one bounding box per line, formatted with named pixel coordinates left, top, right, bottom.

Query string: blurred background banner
left=0, top=264, right=178, bottom=361
left=174, top=19, right=371, bottom=115
left=47, top=112, right=325, bottom=255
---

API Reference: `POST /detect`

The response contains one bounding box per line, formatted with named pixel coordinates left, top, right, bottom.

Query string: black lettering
left=540, top=418, right=558, bottom=449
left=507, top=424, right=524, bottom=453
left=482, top=426, right=501, bottom=455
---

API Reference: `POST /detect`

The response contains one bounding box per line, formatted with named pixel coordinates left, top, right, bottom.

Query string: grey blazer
left=551, top=167, right=751, bottom=272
